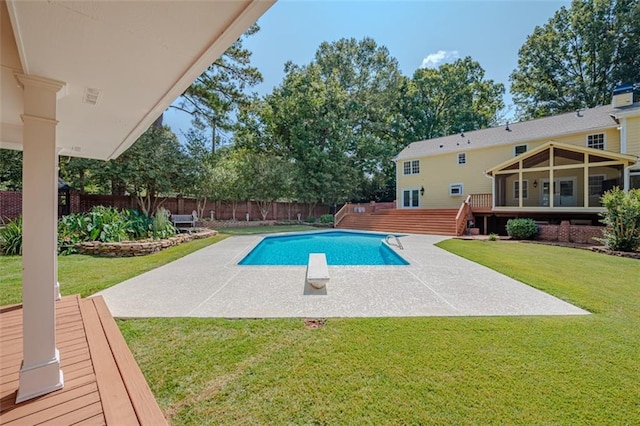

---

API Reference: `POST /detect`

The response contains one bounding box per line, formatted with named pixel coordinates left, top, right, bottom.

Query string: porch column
left=15, top=74, right=66, bottom=403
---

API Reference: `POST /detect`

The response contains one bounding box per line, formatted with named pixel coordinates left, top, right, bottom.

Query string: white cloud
left=420, top=50, right=460, bottom=69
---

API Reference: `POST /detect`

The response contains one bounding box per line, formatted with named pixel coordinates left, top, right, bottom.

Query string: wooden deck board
left=0, top=295, right=167, bottom=425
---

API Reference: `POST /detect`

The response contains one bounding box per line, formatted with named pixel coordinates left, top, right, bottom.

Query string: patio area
left=0, top=295, right=167, bottom=425
left=98, top=234, right=588, bottom=318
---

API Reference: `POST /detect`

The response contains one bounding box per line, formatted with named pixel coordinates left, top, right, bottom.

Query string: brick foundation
left=537, top=221, right=604, bottom=244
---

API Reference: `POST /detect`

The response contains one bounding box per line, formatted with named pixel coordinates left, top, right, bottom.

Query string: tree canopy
left=176, top=23, right=263, bottom=151
left=510, top=0, right=640, bottom=119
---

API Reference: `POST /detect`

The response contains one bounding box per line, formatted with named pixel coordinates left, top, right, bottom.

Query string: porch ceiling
left=485, top=141, right=638, bottom=176
left=0, top=0, right=274, bottom=160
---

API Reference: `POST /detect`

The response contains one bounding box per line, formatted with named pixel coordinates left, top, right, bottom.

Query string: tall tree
left=241, top=150, right=293, bottom=220
left=510, top=0, right=640, bottom=119
left=175, top=24, right=263, bottom=151
left=397, top=57, right=505, bottom=142
left=99, top=126, right=190, bottom=215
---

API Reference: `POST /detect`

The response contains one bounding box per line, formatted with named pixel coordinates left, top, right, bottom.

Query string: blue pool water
left=238, top=231, right=409, bottom=266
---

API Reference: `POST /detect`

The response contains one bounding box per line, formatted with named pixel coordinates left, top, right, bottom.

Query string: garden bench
left=170, top=210, right=197, bottom=227
left=306, top=253, right=330, bottom=289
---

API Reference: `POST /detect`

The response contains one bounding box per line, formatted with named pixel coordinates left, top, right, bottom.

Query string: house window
left=587, top=133, right=605, bottom=150
left=457, top=153, right=466, bottom=165
left=514, top=180, right=528, bottom=199
left=514, top=145, right=528, bottom=156
left=403, top=160, right=420, bottom=175
left=588, top=175, right=606, bottom=197
left=449, top=183, right=464, bottom=196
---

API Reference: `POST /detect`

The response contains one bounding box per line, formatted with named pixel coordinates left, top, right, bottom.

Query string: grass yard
left=117, top=240, right=640, bottom=425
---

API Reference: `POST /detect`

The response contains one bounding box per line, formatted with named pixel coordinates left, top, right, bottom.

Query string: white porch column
left=15, top=74, right=66, bottom=404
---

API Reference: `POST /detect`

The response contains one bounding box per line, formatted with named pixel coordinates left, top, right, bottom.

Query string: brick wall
left=0, top=191, right=21, bottom=220
left=537, top=221, right=604, bottom=244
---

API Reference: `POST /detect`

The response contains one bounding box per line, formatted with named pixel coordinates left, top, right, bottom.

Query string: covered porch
left=485, top=141, right=637, bottom=213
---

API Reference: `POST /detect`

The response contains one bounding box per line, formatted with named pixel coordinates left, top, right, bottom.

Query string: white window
left=402, top=189, right=420, bottom=207
left=514, top=144, right=528, bottom=156
left=457, top=152, right=466, bottom=165
left=588, top=175, right=606, bottom=197
left=449, top=183, right=464, bottom=196
left=403, top=160, right=420, bottom=175
left=587, top=133, right=605, bottom=150
left=514, top=180, right=528, bottom=199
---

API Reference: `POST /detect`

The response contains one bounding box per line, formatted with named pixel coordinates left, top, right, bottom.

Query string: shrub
left=597, top=188, right=640, bottom=252
left=305, top=216, right=316, bottom=223
left=0, top=216, right=22, bottom=255
left=58, top=212, right=89, bottom=254
left=123, top=209, right=153, bottom=240
left=319, top=214, right=334, bottom=224
left=506, top=218, right=538, bottom=240
left=488, top=233, right=499, bottom=241
left=151, top=207, right=176, bottom=239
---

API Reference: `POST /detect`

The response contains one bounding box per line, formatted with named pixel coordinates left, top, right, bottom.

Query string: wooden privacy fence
left=0, top=191, right=331, bottom=221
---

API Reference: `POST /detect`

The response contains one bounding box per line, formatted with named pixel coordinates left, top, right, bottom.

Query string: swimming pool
left=238, top=230, right=409, bottom=266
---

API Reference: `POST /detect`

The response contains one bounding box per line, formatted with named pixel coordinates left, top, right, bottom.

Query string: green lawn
left=116, top=240, right=640, bottom=425
left=2, top=236, right=638, bottom=423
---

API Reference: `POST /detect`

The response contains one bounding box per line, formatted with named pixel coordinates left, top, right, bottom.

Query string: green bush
left=506, top=218, right=538, bottom=240
left=123, top=209, right=153, bottom=240
left=319, top=214, right=334, bottom=224
left=488, top=233, right=499, bottom=241
left=305, top=216, right=316, bottom=223
left=151, top=207, right=176, bottom=239
left=0, top=216, right=22, bottom=255
left=597, top=188, right=640, bottom=252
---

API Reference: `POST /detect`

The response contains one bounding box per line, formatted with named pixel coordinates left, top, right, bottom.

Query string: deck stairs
left=336, top=208, right=459, bottom=235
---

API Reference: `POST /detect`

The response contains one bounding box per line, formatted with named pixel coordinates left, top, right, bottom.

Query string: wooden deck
left=0, top=295, right=167, bottom=425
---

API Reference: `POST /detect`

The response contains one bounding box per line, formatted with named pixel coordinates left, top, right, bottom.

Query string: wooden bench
left=170, top=210, right=197, bottom=227
left=306, top=253, right=330, bottom=289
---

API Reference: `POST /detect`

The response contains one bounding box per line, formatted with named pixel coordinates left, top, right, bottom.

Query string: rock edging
left=76, top=229, right=217, bottom=257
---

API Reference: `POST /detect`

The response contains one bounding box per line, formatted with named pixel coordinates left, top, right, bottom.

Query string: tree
left=260, top=62, right=357, bottom=213
left=175, top=24, right=263, bottom=152
left=0, top=149, right=22, bottom=191
left=242, top=151, right=294, bottom=220
left=396, top=57, right=505, bottom=143
left=101, top=126, right=191, bottom=216
left=208, top=149, right=248, bottom=220
left=510, top=0, right=640, bottom=119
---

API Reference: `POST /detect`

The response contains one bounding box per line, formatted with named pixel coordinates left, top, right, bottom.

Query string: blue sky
left=165, top=0, right=571, bottom=141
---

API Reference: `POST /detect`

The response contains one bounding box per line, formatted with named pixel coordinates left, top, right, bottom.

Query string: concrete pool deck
left=98, top=233, right=589, bottom=318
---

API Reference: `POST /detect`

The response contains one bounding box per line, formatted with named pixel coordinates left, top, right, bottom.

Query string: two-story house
left=394, top=84, right=639, bottom=234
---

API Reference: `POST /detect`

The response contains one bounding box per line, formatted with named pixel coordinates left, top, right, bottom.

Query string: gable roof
left=396, top=102, right=640, bottom=161
left=485, top=141, right=638, bottom=176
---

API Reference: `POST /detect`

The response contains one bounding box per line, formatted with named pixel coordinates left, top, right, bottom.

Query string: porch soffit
left=0, top=0, right=274, bottom=160
left=485, top=141, right=638, bottom=176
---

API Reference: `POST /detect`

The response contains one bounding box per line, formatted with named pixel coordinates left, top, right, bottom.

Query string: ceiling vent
left=83, top=87, right=101, bottom=106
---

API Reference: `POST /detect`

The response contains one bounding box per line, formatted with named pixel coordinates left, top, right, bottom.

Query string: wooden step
left=337, top=209, right=458, bottom=235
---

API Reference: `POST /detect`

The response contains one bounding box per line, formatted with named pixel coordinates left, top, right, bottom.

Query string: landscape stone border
left=76, top=229, right=217, bottom=257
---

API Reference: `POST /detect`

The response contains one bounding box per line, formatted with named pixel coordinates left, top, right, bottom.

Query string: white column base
left=15, top=349, right=64, bottom=404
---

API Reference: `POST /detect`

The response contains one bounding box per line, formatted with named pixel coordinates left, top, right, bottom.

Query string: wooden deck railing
left=334, top=201, right=396, bottom=227
left=469, top=193, right=492, bottom=211
left=455, top=195, right=472, bottom=236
